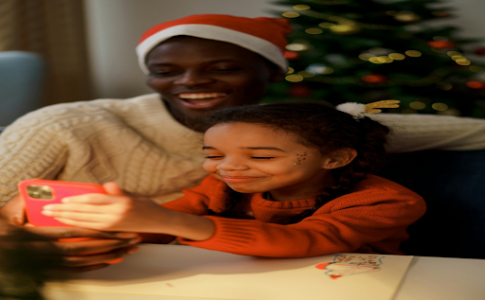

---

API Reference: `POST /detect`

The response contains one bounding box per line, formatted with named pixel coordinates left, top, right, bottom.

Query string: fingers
left=102, top=182, right=125, bottom=196
left=41, top=208, right=119, bottom=230
left=43, top=202, right=106, bottom=213
left=50, top=217, right=106, bottom=230
left=23, top=226, right=139, bottom=240
left=61, top=194, right=126, bottom=204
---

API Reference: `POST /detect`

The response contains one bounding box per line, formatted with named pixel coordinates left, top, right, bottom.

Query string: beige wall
left=84, top=0, right=485, bottom=100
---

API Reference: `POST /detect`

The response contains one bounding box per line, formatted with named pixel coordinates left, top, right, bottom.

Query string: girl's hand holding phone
left=41, top=182, right=167, bottom=233
left=41, top=181, right=216, bottom=241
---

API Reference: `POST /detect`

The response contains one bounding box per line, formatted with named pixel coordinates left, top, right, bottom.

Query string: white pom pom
left=336, top=102, right=366, bottom=119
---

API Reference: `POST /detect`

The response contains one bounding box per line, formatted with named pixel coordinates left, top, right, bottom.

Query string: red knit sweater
left=153, top=175, right=425, bottom=258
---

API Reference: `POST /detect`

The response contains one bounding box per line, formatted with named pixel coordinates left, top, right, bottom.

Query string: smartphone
left=18, top=179, right=106, bottom=227
left=18, top=179, right=126, bottom=264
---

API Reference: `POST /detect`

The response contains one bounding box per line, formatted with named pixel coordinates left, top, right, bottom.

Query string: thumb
left=102, top=182, right=126, bottom=196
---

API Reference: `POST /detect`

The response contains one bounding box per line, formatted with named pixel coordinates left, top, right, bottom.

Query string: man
left=1, top=14, right=484, bottom=271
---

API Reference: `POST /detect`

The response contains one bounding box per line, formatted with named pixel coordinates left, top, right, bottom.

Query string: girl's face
left=203, top=123, right=334, bottom=201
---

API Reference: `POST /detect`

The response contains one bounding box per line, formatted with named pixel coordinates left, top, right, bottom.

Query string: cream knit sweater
left=0, top=94, right=207, bottom=205
left=1, top=93, right=485, bottom=206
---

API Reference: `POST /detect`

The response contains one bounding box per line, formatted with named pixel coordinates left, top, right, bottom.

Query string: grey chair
left=0, top=51, right=45, bottom=127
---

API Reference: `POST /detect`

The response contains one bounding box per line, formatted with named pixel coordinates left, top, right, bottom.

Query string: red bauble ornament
left=284, top=51, right=300, bottom=60
left=427, top=40, right=455, bottom=48
left=361, top=74, right=387, bottom=83
left=474, top=48, right=485, bottom=55
left=288, top=84, right=312, bottom=97
left=466, top=81, right=485, bottom=90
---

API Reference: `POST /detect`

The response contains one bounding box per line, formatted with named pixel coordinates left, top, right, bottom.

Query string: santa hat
left=136, top=14, right=292, bottom=74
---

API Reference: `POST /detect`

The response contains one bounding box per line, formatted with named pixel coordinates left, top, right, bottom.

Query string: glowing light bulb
left=282, top=12, right=300, bottom=18
left=285, top=74, right=304, bottom=82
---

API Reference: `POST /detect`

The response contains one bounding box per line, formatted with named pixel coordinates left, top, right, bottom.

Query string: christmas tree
left=265, top=0, right=485, bottom=118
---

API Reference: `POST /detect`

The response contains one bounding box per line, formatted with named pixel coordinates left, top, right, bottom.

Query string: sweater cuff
left=178, top=216, right=261, bottom=252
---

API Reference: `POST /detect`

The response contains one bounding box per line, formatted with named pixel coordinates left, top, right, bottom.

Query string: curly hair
left=198, top=102, right=390, bottom=224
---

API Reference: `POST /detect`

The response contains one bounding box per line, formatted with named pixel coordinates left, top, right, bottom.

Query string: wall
left=84, top=0, right=485, bottom=100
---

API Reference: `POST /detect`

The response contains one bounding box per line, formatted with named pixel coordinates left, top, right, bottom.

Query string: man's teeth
left=179, top=93, right=226, bottom=100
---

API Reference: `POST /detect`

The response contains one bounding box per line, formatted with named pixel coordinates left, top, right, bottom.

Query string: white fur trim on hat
left=136, top=24, right=287, bottom=74
left=336, top=102, right=367, bottom=119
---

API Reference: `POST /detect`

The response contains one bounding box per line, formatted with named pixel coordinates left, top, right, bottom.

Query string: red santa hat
left=136, top=14, right=292, bottom=74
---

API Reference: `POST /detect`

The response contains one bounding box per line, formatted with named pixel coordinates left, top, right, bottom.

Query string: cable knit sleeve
left=178, top=186, right=426, bottom=258
left=368, top=113, right=485, bottom=152
left=0, top=108, right=71, bottom=205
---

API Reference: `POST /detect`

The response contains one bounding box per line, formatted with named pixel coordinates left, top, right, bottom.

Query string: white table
left=44, top=245, right=485, bottom=300
left=395, top=256, right=485, bottom=300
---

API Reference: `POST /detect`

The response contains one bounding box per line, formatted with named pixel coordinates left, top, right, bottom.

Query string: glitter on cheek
left=294, top=151, right=307, bottom=165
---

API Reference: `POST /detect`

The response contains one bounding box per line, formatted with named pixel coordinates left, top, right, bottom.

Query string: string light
left=389, top=53, right=405, bottom=60
left=330, top=23, right=361, bottom=35
left=405, top=50, right=422, bottom=57
left=455, top=58, right=471, bottom=66
left=319, top=22, right=335, bottom=28
left=432, top=103, right=449, bottom=111
left=376, top=56, right=393, bottom=63
left=305, top=28, right=324, bottom=34
left=293, top=5, right=311, bottom=10
left=368, top=57, right=383, bottom=64
left=409, top=101, right=426, bottom=110
left=286, top=43, right=309, bottom=51
left=470, top=66, right=483, bottom=73
left=307, top=64, right=334, bottom=74
left=447, top=51, right=461, bottom=57
left=368, top=47, right=391, bottom=55
left=394, top=11, right=421, bottom=22
left=282, top=12, right=300, bottom=18
left=359, top=53, right=375, bottom=61
left=286, top=74, right=304, bottom=82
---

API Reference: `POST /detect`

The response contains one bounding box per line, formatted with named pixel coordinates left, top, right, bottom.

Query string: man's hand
left=0, top=194, right=141, bottom=272
left=24, top=226, right=141, bottom=272
left=0, top=194, right=26, bottom=225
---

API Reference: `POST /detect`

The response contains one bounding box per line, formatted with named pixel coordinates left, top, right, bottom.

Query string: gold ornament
left=364, top=100, right=400, bottom=113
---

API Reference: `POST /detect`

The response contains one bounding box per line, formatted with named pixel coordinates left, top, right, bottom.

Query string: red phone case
left=18, top=179, right=106, bottom=227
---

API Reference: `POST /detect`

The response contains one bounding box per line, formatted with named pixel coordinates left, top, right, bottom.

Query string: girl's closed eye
left=205, top=155, right=224, bottom=159
left=251, top=156, right=274, bottom=160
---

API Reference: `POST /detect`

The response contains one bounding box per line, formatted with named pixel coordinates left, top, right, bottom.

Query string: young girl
left=41, top=102, right=426, bottom=258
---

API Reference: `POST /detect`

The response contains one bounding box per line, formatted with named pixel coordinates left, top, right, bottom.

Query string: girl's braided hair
left=197, top=102, right=390, bottom=224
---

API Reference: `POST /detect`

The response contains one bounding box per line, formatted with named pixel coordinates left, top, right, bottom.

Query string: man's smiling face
left=145, top=36, right=282, bottom=126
